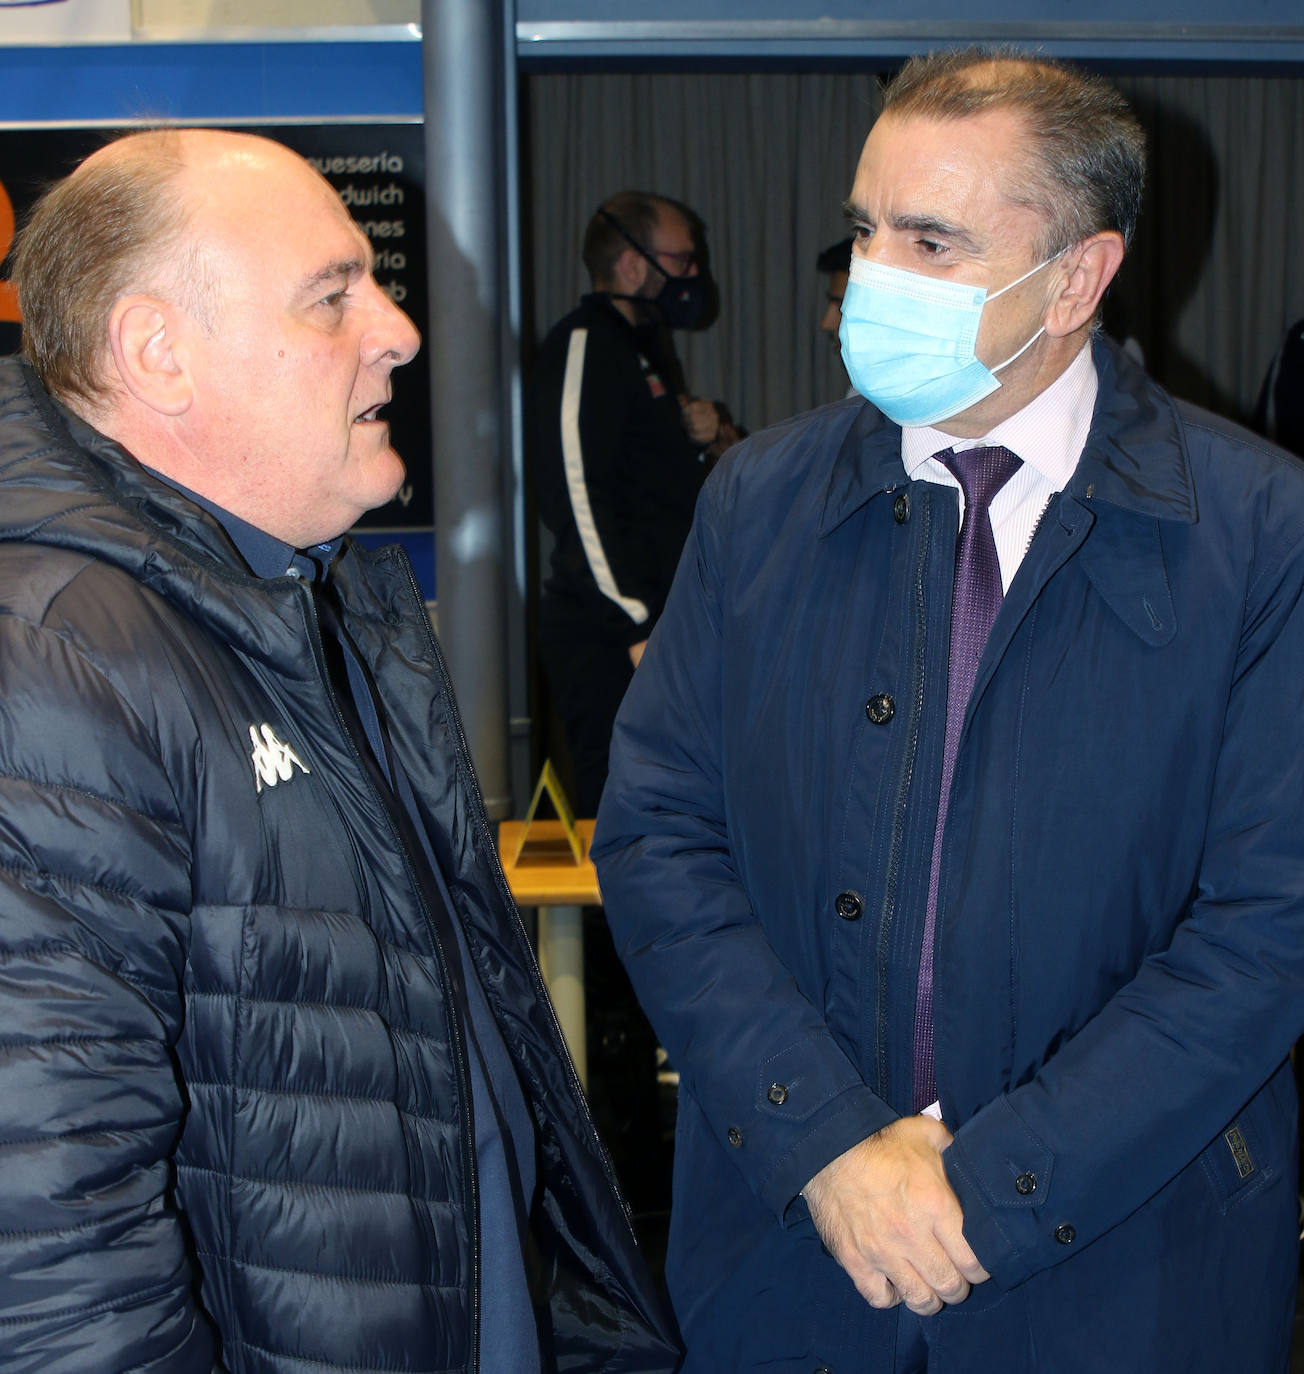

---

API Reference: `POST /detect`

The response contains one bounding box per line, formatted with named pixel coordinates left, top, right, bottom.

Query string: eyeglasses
left=652, top=248, right=698, bottom=274
left=598, top=206, right=699, bottom=276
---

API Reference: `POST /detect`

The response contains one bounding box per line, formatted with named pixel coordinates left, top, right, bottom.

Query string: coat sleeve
left=0, top=612, right=218, bottom=1372
left=538, top=323, right=682, bottom=645
left=593, top=468, right=897, bottom=1220
left=944, top=461, right=1304, bottom=1290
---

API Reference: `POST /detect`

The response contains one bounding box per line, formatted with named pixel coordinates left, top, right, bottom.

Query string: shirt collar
left=144, top=468, right=342, bottom=581
left=901, top=340, right=1098, bottom=484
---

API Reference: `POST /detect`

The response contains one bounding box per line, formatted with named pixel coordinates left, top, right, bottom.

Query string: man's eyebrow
left=298, top=257, right=368, bottom=294
left=842, top=198, right=982, bottom=253
left=890, top=213, right=979, bottom=250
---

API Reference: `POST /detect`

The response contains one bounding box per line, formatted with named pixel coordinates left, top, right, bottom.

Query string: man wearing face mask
left=817, top=235, right=853, bottom=339
left=532, top=189, right=734, bottom=817
left=816, top=235, right=857, bottom=396
left=531, top=190, right=737, bottom=1221
left=593, top=49, right=1304, bottom=1373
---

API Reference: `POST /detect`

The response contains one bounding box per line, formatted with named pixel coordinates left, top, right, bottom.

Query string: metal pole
left=422, top=0, right=514, bottom=818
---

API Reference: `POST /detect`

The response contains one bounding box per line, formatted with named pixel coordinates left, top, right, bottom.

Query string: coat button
left=834, top=890, right=863, bottom=921
left=728, top=1126, right=743, bottom=1148
left=865, top=693, right=895, bottom=725
left=767, top=1083, right=789, bottom=1105
left=893, top=492, right=910, bottom=523
left=1015, top=1172, right=1036, bottom=1195
left=1054, top=1223, right=1076, bottom=1245
left=814, top=1367, right=832, bottom=1374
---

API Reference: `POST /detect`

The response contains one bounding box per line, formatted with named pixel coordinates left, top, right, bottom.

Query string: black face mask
left=598, top=206, right=711, bottom=331
left=648, top=270, right=710, bottom=330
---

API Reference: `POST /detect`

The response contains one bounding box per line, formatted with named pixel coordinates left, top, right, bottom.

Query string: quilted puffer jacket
left=0, top=357, right=680, bottom=1374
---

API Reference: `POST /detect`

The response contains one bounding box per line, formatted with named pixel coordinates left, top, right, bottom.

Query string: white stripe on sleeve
left=560, top=328, right=649, bottom=625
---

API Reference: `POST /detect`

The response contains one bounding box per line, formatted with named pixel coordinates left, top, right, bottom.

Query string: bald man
left=0, top=130, right=677, bottom=1374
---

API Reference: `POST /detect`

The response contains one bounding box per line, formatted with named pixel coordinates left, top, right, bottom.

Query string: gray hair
left=882, top=48, right=1147, bottom=257
left=12, top=130, right=217, bottom=408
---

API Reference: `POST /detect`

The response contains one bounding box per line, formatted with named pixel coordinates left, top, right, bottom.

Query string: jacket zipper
left=926, top=491, right=1057, bottom=1111
left=1024, top=493, right=1057, bottom=562
left=875, top=495, right=931, bottom=1102
left=297, top=578, right=483, bottom=1374
left=396, top=559, right=644, bottom=1242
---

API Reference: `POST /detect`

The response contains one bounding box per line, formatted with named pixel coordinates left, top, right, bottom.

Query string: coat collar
left=1068, top=336, right=1198, bottom=525
left=818, top=333, right=1198, bottom=537
left=816, top=397, right=907, bottom=536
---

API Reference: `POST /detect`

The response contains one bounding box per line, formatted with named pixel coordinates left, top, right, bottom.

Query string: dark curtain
left=524, top=69, right=1304, bottom=432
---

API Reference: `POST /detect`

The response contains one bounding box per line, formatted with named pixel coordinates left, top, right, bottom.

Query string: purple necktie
left=912, top=445, right=1023, bottom=1112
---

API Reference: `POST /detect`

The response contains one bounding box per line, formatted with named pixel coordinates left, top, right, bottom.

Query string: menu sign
left=0, top=121, right=431, bottom=532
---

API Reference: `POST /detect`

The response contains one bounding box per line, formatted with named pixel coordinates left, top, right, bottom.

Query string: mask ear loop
left=986, top=243, right=1071, bottom=303
left=986, top=245, right=1071, bottom=373
left=597, top=207, right=671, bottom=279
left=991, top=326, right=1046, bottom=375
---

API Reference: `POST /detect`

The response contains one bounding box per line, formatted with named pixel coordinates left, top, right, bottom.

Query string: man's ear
left=1045, top=231, right=1126, bottom=338
left=611, top=245, right=650, bottom=296
left=106, top=296, right=195, bottom=416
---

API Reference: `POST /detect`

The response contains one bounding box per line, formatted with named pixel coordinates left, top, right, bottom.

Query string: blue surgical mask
left=838, top=250, right=1064, bottom=427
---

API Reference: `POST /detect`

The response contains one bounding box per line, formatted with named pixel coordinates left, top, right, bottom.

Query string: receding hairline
left=877, top=49, right=1146, bottom=254
left=98, top=128, right=369, bottom=307
left=13, top=126, right=360, bottom=409
left=80, top=125, right=305, bottom=175
left=78, top=127, right=334, bottom=234
left=882, top=50, right=1088, bottom=112
left=866, top=99, right=1039, bottom=155
left=856, top=103, right=1050, bottom=239
left=75, top=132, right=228, bottom=330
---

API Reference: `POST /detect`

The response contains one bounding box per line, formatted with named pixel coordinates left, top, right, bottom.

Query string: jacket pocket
left=1197, top=1071, right=1290, bottom=1214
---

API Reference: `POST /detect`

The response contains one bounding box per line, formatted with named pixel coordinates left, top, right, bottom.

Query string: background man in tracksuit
left=532, top=188, right=734, bottom=817
left=531, top=189, right=738, bottom=1222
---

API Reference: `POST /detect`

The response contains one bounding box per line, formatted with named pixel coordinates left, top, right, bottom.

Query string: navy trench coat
left=594, top=338, right=1304, bottom=1372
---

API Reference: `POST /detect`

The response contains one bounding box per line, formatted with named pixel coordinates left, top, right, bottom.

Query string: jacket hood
left=0, top=356, right=391, bottom=677
left=0, top=357, right=239, bottom=562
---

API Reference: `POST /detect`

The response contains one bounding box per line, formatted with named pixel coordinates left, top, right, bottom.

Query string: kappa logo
left=248, top=723, right=311, bottom=793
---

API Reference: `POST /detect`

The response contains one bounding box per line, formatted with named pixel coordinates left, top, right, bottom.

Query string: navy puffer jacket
left=0, top=358, right=680, bottom=1374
